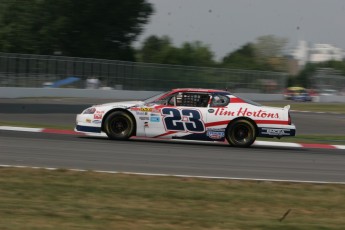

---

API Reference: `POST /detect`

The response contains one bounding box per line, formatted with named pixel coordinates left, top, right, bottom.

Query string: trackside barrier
left=1, top=87, right=345, bottom=102
left=0, top=87, right=159, bottom=100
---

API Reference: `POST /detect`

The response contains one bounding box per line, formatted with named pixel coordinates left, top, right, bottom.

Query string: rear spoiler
left=284, top=105, right=290, bottom=110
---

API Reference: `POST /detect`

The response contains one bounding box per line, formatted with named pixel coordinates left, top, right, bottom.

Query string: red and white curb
left=1, top=125, right=345, bottom=150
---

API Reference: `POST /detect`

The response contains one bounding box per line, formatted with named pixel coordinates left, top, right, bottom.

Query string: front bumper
left=75, top=113, right=102, bottom=133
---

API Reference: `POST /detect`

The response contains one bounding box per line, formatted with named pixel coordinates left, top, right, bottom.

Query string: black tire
left=226, top=119, right=256, bottom=147
left=104, top=111, right=135, bottom=140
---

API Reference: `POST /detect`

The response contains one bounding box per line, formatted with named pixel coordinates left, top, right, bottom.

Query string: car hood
left=94, top=101, right=145, bottom=109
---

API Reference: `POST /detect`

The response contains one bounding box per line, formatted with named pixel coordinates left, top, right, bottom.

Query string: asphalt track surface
left=0, top=130, right=344, bottom=183
left=0, top=98, right=345, bottom=183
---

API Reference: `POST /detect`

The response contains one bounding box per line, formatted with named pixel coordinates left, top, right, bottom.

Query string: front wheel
left=104, top=111, right=135, bottom=140
left=226, top=119, right=256, bottom=147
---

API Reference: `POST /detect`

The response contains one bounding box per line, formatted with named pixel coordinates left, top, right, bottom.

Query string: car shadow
left=77, top=135, right=307, bottom=152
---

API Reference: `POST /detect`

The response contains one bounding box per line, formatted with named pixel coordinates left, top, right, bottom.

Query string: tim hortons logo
left=215, top=107, right=279, bottom=119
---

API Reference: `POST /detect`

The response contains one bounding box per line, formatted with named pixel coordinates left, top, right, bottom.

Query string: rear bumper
left=257, top=124, right=296, bottom=137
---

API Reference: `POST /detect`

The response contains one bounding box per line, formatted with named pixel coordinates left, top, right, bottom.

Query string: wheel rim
left=110, top=117, right=129, bottom=135
left=232, top=124, right=252, bottom=144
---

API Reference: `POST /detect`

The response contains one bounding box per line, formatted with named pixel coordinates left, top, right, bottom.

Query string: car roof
left=171, top=88, right=231, bottom=94
left=287, top=87, right=306, bottom=91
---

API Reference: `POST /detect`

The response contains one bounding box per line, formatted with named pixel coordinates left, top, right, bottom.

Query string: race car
left=75, top=88, right=296, bottom=147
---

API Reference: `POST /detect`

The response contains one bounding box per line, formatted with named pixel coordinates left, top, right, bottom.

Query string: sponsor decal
left=150, top=113, right=160, bottom=116
left=132, top=107, right=159, bottom=113
left=206, top=128, right=225, bottom=132
left=94, top=110, right=105, bottom=119
left=261, top=128, right=290, bottom=136
left=215, top=107, right=279, bottom=119
left=152, top=108, right=161, bottom=113
left=215, top=108, right=235, bottom=116
left=207, top=130, right=225, bottom=140
left=86, top=119, right=91, bottom=123
left=140, top=107, right=152, bottom=112
left=139, top=117, right=149, bottom=121
left=150, top=116, right=160, bottom=122
left=94, top=114, right=103, bottom=119
left=136, top=111, right=147, bottom=115
left=92, top=120, right=102, bottom=124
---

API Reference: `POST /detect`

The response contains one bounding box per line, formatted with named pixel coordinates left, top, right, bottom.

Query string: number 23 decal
left=162, top=108, right=205, bottom=132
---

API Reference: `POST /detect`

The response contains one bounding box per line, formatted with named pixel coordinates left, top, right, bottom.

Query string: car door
left=144, top=92, right=210, bottom=140
left=203, top=94, right=231, bottom=141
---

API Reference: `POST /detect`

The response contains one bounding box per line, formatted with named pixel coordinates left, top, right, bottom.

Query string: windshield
left=143, top=91, right=170, bottom=104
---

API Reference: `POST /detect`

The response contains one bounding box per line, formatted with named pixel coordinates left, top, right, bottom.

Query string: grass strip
left=0, top=168, right=345, bottom=230
left=258, top=135, right=345, bottom=145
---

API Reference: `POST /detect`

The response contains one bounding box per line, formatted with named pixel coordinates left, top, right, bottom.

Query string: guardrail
left=0, top=87, right=159, bottom=100
left=0, top=52, right=288, bottom=92
left=1, top=87, right=344, bottom=102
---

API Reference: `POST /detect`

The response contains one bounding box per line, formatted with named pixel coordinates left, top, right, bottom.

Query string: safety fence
left=0, top=52, right=288, bottom=92
left=312, top=68, right=345, bottom=93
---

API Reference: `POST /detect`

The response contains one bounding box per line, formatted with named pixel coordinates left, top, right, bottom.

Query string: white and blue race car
left=75, top=88, right=296, bottom=147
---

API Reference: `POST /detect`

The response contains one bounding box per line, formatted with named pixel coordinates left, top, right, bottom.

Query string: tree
left=253, top=35, right=288, bottom=71
left=0, top=0, right=153, bottom=60
left=221, top=43, right=263, bottom=70
left=254, top=35, right=288, bottom=60
left=178, top=41, right=215, bottom=66
left=137, top=35, right=173, bottom=63
left=137, top=35, right=215, bottom=66
left=221, top=35, right=289, bottom=72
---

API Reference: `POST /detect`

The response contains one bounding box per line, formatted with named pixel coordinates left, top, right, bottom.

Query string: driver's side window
left=166, top=93, right=210, bottom=107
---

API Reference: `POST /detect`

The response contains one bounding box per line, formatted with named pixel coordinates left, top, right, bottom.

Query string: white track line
left=1, top=164, right=344, bottom=185
left=333, top=145, right=345, bottom=150
left=253, top=140, right=302, bottom=148
left=0, top=126, right=43, bottom=132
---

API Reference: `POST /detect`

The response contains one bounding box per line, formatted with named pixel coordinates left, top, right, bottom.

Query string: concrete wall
left=1, top=87, right=345, bottom=102
left=0, top=87, right=159, bottom=100
left=235, top=93, right=284, bottom=101
left=314, top=95, right=345, bottom=103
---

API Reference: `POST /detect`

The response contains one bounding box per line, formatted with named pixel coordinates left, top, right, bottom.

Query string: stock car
left=75, top=88, right=296, bottom=147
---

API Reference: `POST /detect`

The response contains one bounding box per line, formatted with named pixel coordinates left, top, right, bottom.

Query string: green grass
left=258, top=135, right=345, bottom=145
left=0, top=168, right=345, bottom=230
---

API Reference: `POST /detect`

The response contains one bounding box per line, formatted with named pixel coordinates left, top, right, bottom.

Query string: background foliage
left=0, top=0, right=153, bottom=61
left=0, top=1, right=344, bottom=88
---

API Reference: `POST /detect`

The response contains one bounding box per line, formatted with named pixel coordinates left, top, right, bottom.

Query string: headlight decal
left=83, top=107, right=96, bottom=114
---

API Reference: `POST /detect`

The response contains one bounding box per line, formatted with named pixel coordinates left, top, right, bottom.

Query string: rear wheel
left=226, top=119, right=256, bottom=147
left=104, top=111, right=134, bottom=140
